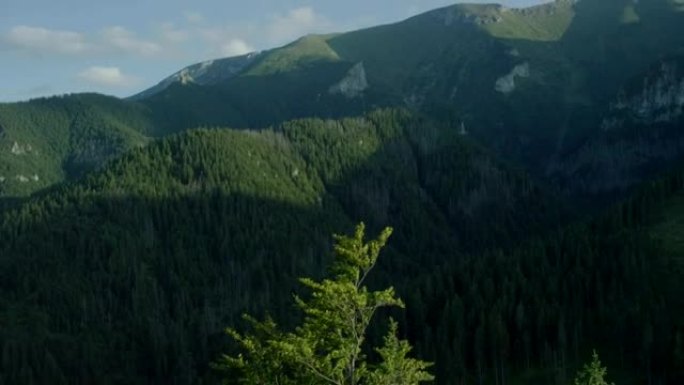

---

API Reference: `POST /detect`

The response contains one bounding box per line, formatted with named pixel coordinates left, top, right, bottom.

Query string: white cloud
left=2, top=25, right=167, bottom=58
left=101, top=26, right=162, bottom=56
left=4, top=25, right=88, bottom=54
left=184, top=11, right=205, bottom=24
left=220, top=38, right=254, bottom=57
left=158, top=22, right=190, bottom=44
left=267, top=7, right=332, bottom=44
left=194, top=7, right=336, bottom=58
left=196, top=23, right=257, bottom=57
left=77, top=66, right=139, bottom=88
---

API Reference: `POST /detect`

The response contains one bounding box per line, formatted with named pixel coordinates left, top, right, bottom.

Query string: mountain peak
left=128, top=51, right=263, bottom=100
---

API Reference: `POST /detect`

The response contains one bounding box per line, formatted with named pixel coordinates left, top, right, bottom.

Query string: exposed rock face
left=495, top=62, right=530, bottom=94
left=602, top=61, right=684, bottom=129
left=328, top=62, right=368, bottom=98
left=432, top=0, right=579, bottom=28
left=549, top=59, right=684, bottom=198
left=177, top=69, right=194, bottom=85
left=130, top=52, right=262, bottom=100
left=508, top=48, right=520, bottom=57
left=11, top=142, right=32, bottom=155
left=436, top=5, right=505, bottom=27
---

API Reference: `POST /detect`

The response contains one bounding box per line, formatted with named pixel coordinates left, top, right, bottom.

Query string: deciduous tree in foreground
left=218, top=223, right=434, bottom=385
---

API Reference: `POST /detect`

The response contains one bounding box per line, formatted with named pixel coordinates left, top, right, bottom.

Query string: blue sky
left=1, top=0, right=550, bottom=102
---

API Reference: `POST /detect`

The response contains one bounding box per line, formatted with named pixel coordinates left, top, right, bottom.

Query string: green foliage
left=574, top=351, right=614, bottom=385
left=0, top=93, right=151, bottom=197
left=4, top=0, right=684, bottom=203
left=0, top=106, right=683, bottom=385
left=0, top=110, right=555, bottom=384
left=220, top=223, right=433, bottom=385
left=246, top=34, right=341, bottom=76
left=480, top=1, right=576, bottom=41
left=1, top=2, right=684, bottom=384
left=368, top=320, right=434, bottom=385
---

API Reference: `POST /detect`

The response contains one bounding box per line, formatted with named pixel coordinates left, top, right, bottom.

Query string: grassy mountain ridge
left=131, top=0, right=684, bottom=197
left=245, top=34, right=342, bottom=76
left=3, top=0, right=684, bottom=202
left=2, top=2, right=684, bottom=384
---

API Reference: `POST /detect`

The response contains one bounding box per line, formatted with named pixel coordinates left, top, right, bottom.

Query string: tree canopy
left=218, top=223, right=434, bottom=385
left=574, top=351, right=614, bottom=385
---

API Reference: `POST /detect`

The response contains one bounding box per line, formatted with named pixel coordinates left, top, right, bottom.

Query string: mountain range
left=2, top=0, right=684, bottom=201
left=1, top=0, right=684, bottom=384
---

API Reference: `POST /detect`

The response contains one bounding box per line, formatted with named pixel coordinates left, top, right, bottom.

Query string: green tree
left=219, top=223, right=434, bottom=385
left=573, top=350, right=614, bottom=385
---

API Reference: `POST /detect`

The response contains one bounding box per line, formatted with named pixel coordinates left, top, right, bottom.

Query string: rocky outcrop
left=495, top=62, right=530, bottom=94
left=549, top=60, right=684, bottom=197
left=602, top=60, right=684, bottom=129
left=328, top=62, right=368, bottom=98
left=12, top=174, right=39, bottom=183
left=11, top=141, right=32, bottom=155
left=435, top=4, right=505, bottom=27
left=129, top=52, right=262, bottom=100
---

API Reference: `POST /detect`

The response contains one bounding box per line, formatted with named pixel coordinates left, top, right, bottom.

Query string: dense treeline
left=0, top=94, right=152, bottom=197
left=1, top=1, right=683, bottom=382
left=400, top=165, right=684, bottom=385
left=0, top=86, right=370, bottom=199
left=0, top=110, right=557, bottom=384
left=141, top=61, right=371, bottom=135
left=0, top=109, right=682, bottom=384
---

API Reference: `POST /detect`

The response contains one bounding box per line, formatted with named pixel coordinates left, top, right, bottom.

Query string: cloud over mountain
left=4, top=26, right=88, bottom=54
left=78, top=66, right=140, bottom=88
left=101, top=26, right=163, bottom=56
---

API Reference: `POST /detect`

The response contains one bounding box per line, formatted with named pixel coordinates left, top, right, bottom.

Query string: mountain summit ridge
left=132, top=0, right=576, bottom=100
left=2, top=0, right=684, bottom=201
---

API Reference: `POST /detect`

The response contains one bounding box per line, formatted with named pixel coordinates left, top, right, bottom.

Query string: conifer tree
left=573, top=350, right=614, bottom=385
left=219, top=223, right=434, bottom=385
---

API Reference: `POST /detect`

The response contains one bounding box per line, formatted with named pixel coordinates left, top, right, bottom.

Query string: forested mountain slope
left=0, top=94, right=153, bottom=198
left=406, top=167, right=684, bottom=385
left=3, top=0, right=684, bottom=203
left=1, top=1, right=684, bottom=383
left=135, top=0, right=684, bottom=199
left=0, top=110, right=558, bottom=384
left=1, top=111, right=683, bottom=385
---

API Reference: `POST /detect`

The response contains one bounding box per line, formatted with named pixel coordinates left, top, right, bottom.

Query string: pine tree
left=573, top=350, right=614, bottom=385
left=218, top=223, right=434, bottom=385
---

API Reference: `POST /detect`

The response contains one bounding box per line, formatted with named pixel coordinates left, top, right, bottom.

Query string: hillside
left=0, top=94, right=153, bottom=198
left=1, top=2, right=684, bottom=383
left=132, top=0, right=684, bottom=199
left=407, top=167, right=684, bottom=385
left=1, top=110, right=683, bottom=384
left=547, top=54, right=684, bottom=202
left=0, top=110, right=561, bottom=384
left=2, top=0, right=684, bottom=203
